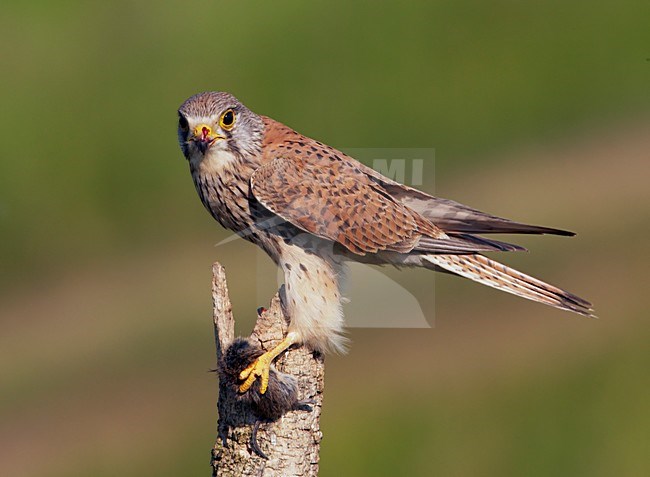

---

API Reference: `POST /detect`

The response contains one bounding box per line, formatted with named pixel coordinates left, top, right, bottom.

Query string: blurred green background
left=1, top=1, right=649, bottom=476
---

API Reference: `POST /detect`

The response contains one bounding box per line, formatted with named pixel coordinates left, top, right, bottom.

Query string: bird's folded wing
left=250, top=157, right=521, bottom=256
left=359, top=165, right=575, bottom=236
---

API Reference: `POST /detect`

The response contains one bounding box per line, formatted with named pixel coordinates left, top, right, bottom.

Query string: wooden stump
left=210, top=263, right=324, bottom=476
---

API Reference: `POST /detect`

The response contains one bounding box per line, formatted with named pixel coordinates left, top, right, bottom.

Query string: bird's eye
left=220, top=109, right=235, bottom=131
left=178, top=115, right=189, bottom=132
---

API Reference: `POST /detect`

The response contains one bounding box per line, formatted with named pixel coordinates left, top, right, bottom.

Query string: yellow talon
left=239, top=361, right=256, bottom=381
left=238, top=333, right=297, bottom=394
left=239, top=354, right=271, bottom=393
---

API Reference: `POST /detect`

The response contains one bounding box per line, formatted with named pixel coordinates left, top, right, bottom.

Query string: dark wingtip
left=550, top=229, right=576, bottom=237
left=528, top=225, right=575, bottom=236
left=499, top=221, right=577, bottom=237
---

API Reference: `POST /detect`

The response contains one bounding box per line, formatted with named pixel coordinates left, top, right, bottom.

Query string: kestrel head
left=177, top=91, right=264, bottom=162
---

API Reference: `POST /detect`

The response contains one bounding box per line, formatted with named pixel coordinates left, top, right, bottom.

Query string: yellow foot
left=238, top=333, right=297, bottom=394
left=238, top=354, right=273, bottom=394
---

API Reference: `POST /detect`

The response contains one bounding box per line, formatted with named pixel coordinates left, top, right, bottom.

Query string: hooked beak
left=192, top=124, right=224, bottom=154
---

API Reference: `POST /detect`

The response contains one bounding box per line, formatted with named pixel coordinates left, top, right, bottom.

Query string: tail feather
left=424, top=254, right=595, bottom=317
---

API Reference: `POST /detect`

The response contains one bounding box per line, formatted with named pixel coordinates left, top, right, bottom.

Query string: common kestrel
left=177, top=91, right=594, bottom=394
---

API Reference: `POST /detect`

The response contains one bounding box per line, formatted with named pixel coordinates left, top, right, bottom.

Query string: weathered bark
left=210, top=262, right=324, bottom=476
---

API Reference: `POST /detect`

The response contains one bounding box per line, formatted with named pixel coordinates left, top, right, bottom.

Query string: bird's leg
left=238, top=332, right=298, bottom=394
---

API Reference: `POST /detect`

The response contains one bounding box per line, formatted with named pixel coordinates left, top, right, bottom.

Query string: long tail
left=424, top=254, right=595, bottom=317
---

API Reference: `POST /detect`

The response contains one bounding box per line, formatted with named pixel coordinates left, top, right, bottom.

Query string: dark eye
left=178, top=114, right=189, bottom=132
left=220, top=109, right=235, bottom=130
